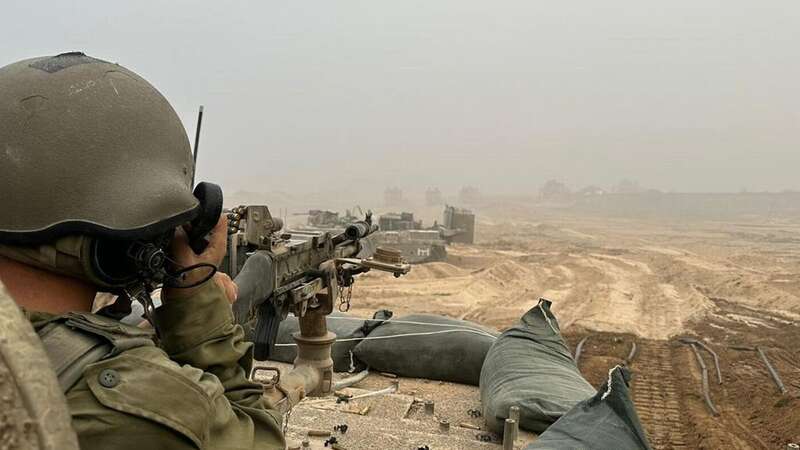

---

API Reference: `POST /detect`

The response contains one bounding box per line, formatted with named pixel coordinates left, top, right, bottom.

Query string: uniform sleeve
left=155, top=280, right=285, bottom=449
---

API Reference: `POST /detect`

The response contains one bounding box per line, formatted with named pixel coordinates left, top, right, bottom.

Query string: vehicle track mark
left=629, top=341, right=689, bottom=449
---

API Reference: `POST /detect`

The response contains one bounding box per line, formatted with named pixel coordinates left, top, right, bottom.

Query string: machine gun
left=222, top=205, right=410, bottom=366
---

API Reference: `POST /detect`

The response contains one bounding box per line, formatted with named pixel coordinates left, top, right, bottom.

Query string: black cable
left=162, top=254, right=218, bottom=288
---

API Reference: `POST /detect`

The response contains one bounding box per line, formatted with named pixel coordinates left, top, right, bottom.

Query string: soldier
left=0, top=52, right=285, bottom=449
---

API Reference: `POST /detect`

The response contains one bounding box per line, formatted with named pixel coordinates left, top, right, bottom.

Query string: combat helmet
left=0, top=52, right=219, bottom=289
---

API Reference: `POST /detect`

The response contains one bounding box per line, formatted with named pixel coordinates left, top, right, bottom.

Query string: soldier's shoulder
left=73, top=346, right=221, bottom=448
left=53, top=314, right=226, bottom=449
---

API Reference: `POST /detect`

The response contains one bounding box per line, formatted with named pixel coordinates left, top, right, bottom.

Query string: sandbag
left=480, top=299, right=596, bottom=434
left=269, top=311, right=390, bottom=372
left=353, top=314, right=498, bottom=385
left=526, top=365, right=652, bottom=450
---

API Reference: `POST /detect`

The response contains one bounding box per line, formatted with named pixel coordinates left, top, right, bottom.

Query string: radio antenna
left=191, top=105, right=204, bottom=186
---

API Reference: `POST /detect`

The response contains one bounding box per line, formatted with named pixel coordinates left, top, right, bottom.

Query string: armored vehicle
left=372, top=229, right=448, bottom=263
left=373, top=212, right=446, bottom=263
left=378, top=211, right=422, bottom=231
left=296, top=208, right=364, bottom=231
left=443, top=205, right=476, bottom=244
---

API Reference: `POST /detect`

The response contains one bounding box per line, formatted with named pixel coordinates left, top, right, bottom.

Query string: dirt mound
left=402, top=262, right=468, bottom=280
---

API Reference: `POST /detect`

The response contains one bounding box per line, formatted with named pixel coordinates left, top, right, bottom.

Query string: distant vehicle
left=442, top=205, right=476, bottom=244
left=373, top=229, right=448, bottom=263
left=373, top=207, right=476, bottom=263
left=378, top=211, right=422, bottom=231
left=295, top=207, right=364, bottom=231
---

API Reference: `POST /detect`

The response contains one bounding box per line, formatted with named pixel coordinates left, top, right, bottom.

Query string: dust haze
left=2, top=0, right=799, bottom=206
left=5, top=3, right=800, bottom=448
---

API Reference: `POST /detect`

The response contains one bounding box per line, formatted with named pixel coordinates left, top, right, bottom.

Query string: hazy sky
left=2, top=1, right=799, bottom=195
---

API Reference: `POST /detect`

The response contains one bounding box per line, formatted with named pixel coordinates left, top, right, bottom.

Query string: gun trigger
left=253, top=302, right=283, bottom=361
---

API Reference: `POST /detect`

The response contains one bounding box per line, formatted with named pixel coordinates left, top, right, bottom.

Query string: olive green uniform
left=1, top=51, right=285, bottom=449
left=29, top=281, right=285, bottom=450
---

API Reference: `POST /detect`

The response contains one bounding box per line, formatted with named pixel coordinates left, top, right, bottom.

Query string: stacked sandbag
left=269, top=310, right=390, bottom=372
left=480, top=299, right=596, bottom=434
left=526, top=365, right=652, bottom=450
left=353, top=314, right=498, bottom=385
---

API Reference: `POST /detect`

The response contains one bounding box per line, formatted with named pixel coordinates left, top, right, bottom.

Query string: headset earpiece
left=188, top=182, right=223, bottom=254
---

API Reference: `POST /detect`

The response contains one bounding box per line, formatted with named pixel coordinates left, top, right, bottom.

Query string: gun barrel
left=344, top=221, right=379, bottom=241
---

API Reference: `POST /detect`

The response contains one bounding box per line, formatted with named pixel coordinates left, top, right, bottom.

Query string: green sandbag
left=268, top=311, right=390, bottom=372
left=353, top=314, right=498, bottom=385
left=526, top=365, right=652, bottom=450
left=480, top=299, right=596, bottom=434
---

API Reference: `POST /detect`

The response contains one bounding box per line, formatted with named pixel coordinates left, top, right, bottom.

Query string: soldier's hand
left=163, top=214, right=228, bottom=301
left=214, top=272, right=238, bottom=304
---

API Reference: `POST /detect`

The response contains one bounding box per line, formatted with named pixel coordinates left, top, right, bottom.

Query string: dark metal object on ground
left=333, top=424, right=348, bottom=434
left=729, top=345, right=756, bottom=351
left=680, top=338, right=722, bottom=384
left=335, top=393, right=353, bottom=404
left=623, top=341, right=638, bottom=365
left=689, top=343, right=719, bottom=416
left=700, top=342, right=723, bottom=385
left=574, top=335, right=589, bottom=367
left=424, top=400, right=435, bottom=415
left=756, top=346, right=787, bottom=395
left=439, top=419, right=450, bottom=433
left=476, top=433, right=494, bottom=442
left=467, top=408, right=482, bottom=418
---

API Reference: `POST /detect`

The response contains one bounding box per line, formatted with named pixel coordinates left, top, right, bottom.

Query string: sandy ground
left=338, top=209, right=800, bottom=449
left=350, top=214, right=800, bottom=339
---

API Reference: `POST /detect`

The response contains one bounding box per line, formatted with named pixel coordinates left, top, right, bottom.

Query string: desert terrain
left=334, top=200, right=800, bottom=449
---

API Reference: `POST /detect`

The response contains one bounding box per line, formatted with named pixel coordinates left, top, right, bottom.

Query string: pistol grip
left=253, top=302, right=282, bottom=361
